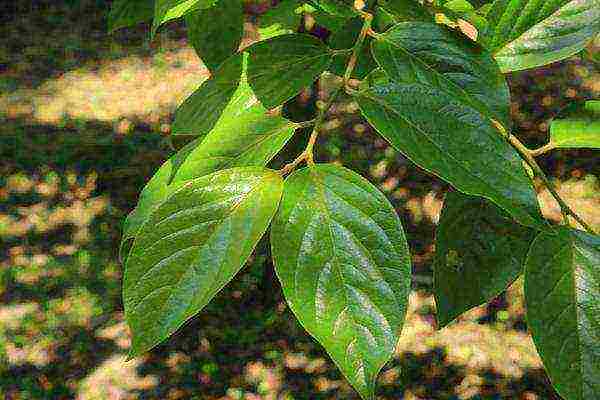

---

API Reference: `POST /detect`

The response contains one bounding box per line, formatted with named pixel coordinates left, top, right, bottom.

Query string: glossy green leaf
left=258, top=0, right=304, bottom=39
left=108, top=0, right=155, bottom=32
left=271, top=164, right=411, bottom=400
left=550, top=101, right=600, bottom=149
left=434, top=191, right=536, bottom=328
left=356, top=70, right=544, bottom=229
left=483, top=0, right=600, bottom=72
left=371, top=22, right=510, bottom=127
left=247, top=34, right=334, bottom=109
left=358, top=23, right=543, bottom=230
left=172, top=54, right=243, bottom=136
left=125, top=167, right=283, bottom=357
left=152, top=0, right=217, bottom=36
left=328, top=18, right=377, bottom=79
left=121, top=90, right=297, bottom=254
left=525, top=227, right=600, bottom=400
left=185, top=0, right=243, bottom=71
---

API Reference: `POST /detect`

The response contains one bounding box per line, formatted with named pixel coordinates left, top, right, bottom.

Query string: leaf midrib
left=376, top=32, right=499, bottom=121
left=307, top=168, right=398, bottom=385
left=358, top=88, right=535, bottom=226
left=127, top=172, right=273, bottom=338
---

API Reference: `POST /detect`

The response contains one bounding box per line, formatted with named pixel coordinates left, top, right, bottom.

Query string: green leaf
left=328, top=18, right=377, bottom=79
left=152, top=0, right=217, bottom=37
left=172, top=54, right=243, bottom=136
left=108, top=0, right=155, bottom=32
left=308, top=0, right=357, bottom=18
left=550, top=101, right=600, bottom=149
left=258, top=0, right=304, bottom=39
left=121, top=92, right=297, bottom=253
left=358, top=23, right=544, bottom=230
left=371, top=22, right=510, bottom=127
left=271, top=164, right=411, bottom=400
left=185, top=0, right=243, bottom=72
left=434, top=191, right=536, bottom=328
left=483, top=0, right=600, bottom=72
left=525, top=227, right=600, bottom=400
left=247, top=34, right=334, bottom=109
left=311, top=6, right=350, bottom=32
left=377, top=0, right=433, bottom=23
left=125, top=167, right=283, bottom=357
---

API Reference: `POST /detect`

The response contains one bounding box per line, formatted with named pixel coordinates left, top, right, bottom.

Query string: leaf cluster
left=109, top=0, right=600, bottom=398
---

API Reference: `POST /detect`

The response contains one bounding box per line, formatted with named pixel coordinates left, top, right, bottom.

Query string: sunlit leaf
left=271, top=164, right=411, bottom=400
left=125, top=167, right=283, bottom=356
left=172, top=54, right=244, bottom=136
left=483, top=0, right=600, bottom=71
left=549, top=101, right=600, bottom=149
left=152, top=0, right=217, bottom=37
left=121, top=77, right=297, bottom=254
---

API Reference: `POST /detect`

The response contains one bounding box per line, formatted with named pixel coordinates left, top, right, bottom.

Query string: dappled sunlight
left=77, top=354, right=158, bottom=400
left=1, top=2, right=598, bottom=399
left=1, top=48, right=206, bottom=127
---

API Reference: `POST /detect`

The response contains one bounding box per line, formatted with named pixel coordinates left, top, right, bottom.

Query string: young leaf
left=525, top=227, right=600, bottom=400
left=483, top=0, right=600, bottom=72
left=152, top=0, right=217, bottom=37
left=550, top=102, right=600, bottom=149
left=434, top=191, right=536, bottom=328
left=108, top=0, right=155, bottom=32
left=124, top=167, right=283, bottom=357
left=172, top=54, right=243, bottom=136
left=371, top=22, right=510, bottom=127
left=271, top=164, right=411, bottom=400
left=185, top=0, right=243, bottom=72
left=121, top=99, right=297, bottom=251
left=247, top=34, right=334, bottom=109
left=328, top=18, right=377, bottom=79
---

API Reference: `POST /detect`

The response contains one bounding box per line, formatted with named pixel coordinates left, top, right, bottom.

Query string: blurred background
left=1, top=1, right=599, bottom=399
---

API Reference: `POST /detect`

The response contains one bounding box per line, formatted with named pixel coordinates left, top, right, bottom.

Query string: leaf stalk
left=507, top=133, right=595, bottom=234
left=280, top=15, right=373, bottom=175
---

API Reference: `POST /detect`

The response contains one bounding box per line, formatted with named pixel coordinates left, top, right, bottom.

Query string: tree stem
left=530, top=142, right=556, bottom=157
left=280, top=15, right=373, bottom=175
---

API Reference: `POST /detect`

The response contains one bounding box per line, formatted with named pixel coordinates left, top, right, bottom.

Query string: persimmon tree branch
left=507, top=133, right=595, bottom=234
left=280, top=15, right=373, bottom=175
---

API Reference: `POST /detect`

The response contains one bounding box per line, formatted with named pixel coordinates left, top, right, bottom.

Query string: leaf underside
left=271, top=164, right=411, bottom=400
left=185, top=0, right=244, bottom=72
left=434, top=191, right=536, bottom=328
left=247, top=34, right=334, bottom=109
